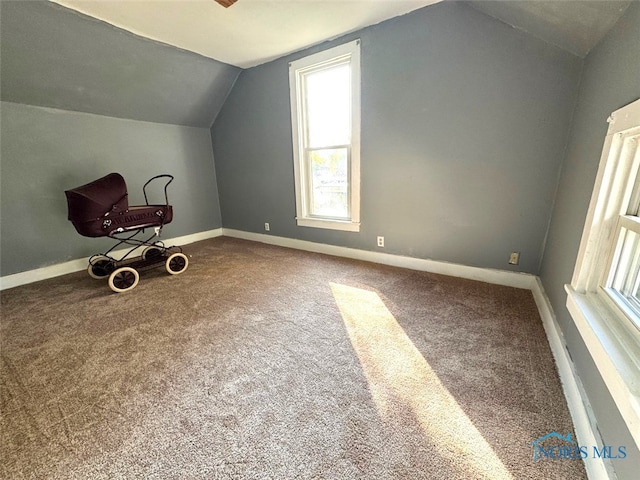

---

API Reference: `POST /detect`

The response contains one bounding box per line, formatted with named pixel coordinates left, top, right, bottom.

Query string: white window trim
left=289, top=40, right=361, bottom=232
left=566, top=98, right=640, bottom=451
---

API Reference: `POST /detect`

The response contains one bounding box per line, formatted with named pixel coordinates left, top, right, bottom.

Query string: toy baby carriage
left=65, top=173, right=189, bottom=293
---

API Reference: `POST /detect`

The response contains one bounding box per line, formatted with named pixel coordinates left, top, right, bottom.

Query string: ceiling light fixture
left=215, top=0, right=238, bottom=8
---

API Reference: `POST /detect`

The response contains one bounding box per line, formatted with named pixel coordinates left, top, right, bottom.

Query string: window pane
left=608, top=225, right=640, bottom=323
left=628, top=176, right=640, bottom=216
left=309, top=148, right=349, bottom=218
left=305, top=63, right=350, bottom=148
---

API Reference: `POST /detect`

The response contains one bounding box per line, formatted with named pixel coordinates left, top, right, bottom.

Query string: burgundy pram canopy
left=65, top=173, right=173, bottom=237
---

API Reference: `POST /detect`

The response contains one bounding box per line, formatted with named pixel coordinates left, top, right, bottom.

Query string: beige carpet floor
left=1, top=236, right=586, bottom=479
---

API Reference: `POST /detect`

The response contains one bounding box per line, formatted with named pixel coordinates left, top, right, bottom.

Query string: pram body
left=65, top=173, right=189, bottom=292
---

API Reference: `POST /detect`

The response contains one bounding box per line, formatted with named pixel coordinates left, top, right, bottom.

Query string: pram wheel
left=142, top=245, right=164, bottom=260
left=108, top=267, right=140, bottom=293
left=87, top=256, right=115, bottom=279
left=166, top=253, right=189, bottom=275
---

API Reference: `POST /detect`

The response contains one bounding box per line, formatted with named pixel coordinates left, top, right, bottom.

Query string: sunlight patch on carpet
left=330, top=282, right=514, bottom=479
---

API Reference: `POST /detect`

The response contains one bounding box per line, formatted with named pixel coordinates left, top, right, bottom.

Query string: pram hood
left=65, top=172, right=128, bottom=222
left=65, top=172, right=173, bottom=238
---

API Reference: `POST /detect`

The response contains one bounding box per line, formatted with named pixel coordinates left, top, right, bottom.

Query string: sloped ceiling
left=50, top=0, right=632, bottom=66
left=1, top=1, right=631, bottom=128
left=0, top=1, right=240, bottom=127
left=468, top=0, right=631, bottom=58
left=51, top=0, right=441, bottom=68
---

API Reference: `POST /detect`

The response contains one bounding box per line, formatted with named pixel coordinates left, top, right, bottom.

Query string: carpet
left=1, top=236, right=587, bottom=479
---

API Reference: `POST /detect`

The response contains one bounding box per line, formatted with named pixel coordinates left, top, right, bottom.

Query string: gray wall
left=0, top=102, right=223, bottom=276
left=211, top=1, right=581, bottom=274
left=0, top=1, right=240, bottom=127
left=539, top=3, right=640, bottom=478
left=0, top=0, right=239, bottom=277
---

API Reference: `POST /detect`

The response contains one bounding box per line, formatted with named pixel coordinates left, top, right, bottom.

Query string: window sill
left=296, top=217, right=360, bottom=232
left=565, top=285, right=640, bottom=449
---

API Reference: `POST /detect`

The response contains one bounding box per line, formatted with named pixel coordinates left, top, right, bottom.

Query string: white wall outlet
left=377, top=236, right=384, bottom=247
left=509, top=251, right=519, bottom=265
left=264, top=222, right=270, bottom=231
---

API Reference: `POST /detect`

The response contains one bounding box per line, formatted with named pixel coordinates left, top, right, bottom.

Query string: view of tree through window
left=289, top=39, right=360, bottom=231
left=304, top=63, right=351, bottom=218
left=309, top=148, right=349, bottom=218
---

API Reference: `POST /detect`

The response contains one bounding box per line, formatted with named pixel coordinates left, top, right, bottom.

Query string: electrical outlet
left=264, top=222, right=270, bottom=232
left=377, top=236, right=384, bottom=247
left=509, top=251, right=519, bottom=265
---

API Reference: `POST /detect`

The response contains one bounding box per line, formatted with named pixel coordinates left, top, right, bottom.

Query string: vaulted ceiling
left=51, top=0, right=441, bottom=68
left=468, top=0, right=631, bottom=57
left=0, top=1, right=240, bottom=127
left=51, top=0, right=631, bottom=67
left=1, top=1, right=632, bottom=129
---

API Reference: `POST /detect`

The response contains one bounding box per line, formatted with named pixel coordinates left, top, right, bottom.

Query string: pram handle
left=143, top=174, right=174, bottom=206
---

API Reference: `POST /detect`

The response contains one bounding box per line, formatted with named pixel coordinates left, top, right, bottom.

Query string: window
left=566, top=98, right=640, bottom=449
left=604, top=178, right=640, bottom=328
left=289, top=40, right=361, bottom=232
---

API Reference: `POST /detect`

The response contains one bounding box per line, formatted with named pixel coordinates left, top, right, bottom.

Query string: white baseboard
left=165, top=228, right=224, bottom=246
left=0, top=228, right=223, bottom=291
left=530, top=278, right=610, bottom=480
left=222, top=228, right=536, bottom=290
left=0, top=227, right=534, bottom=291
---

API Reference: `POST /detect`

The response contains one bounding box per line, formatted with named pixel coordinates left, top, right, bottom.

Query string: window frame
left=565, top=98, right=640, bottom=451
left=603, top=214, right=640, bottom=329
left=289, top=40, right=361, bottom=232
